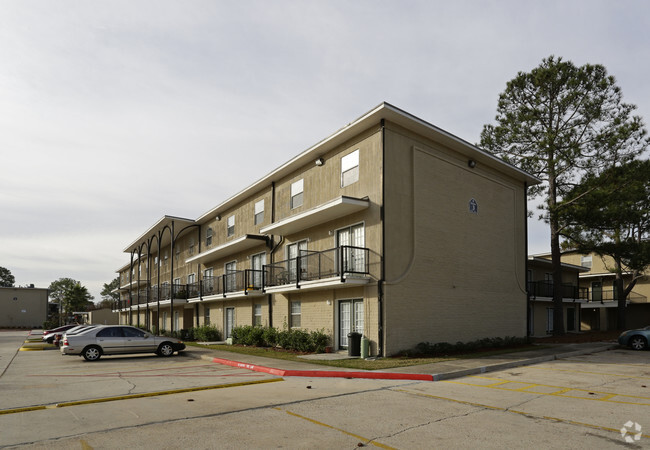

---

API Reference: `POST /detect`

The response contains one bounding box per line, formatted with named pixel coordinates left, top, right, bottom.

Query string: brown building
left=0, top=286, right=49, bottom=328
left=114, top=103, right=538, bottom=356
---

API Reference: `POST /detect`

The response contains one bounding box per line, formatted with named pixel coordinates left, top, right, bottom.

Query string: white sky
left=1, top=1, right=648, bottom=302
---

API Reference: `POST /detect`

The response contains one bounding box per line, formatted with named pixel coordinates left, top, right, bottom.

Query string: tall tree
left=63, top=283, right=94, bottom=317
left=559, top=159, right=650, bottom=329
left=480, top=56, right=648, bottom=335
left=0, top=267, right=15, bottom=287
left=96, top=277, right=120, bottom=309
left=48, top=278, right=78, bottom=304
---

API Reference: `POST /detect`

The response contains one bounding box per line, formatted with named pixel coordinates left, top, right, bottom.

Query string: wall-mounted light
left=315, top=157, right=324, bottom=166
left=215, top=215, right=221, bottom=221
left=468, top=160, right=477, bottom=169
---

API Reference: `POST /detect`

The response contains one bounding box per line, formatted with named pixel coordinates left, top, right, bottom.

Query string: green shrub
left=262, top=326, right=278, bottom=346
left=193, top=324, right=221, bottom=341
left=412, top=336, right=530, bottom=356
left=309, top=329, right=330, bottom=353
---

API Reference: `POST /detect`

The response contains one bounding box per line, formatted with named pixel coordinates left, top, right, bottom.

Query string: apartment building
left=560, top=252, right=650, bottom=330
left=527, top=256, right=588, bottom=336
left=114, top=103, right=538, bottom=356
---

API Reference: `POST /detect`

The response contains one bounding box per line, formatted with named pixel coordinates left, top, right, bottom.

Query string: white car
left=61, top=325, right=186, bottom=361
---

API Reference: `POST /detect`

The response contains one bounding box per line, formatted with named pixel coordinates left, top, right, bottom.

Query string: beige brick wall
left=382, top=125, right=528, bottom=354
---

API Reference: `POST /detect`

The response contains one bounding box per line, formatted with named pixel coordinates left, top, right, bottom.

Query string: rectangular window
left=227, top=215, right=235, bottom=237
left=254, top=304, right=262, bottom=326
left=189, top=239, right=195, bottom=256
left=287, top=241, right=307, bottom=282
left=163, top=311, right=168, bottom=329
left=251, top=252, right=266, bottom=289
left=254, top=199, right=264, bottom=225
left=290, top=301, right=301, bottom=328
left=581, top=255, right=592, bottom=268
left=203, top=268, right=214, bottom=294
left=225, top=261, right=237, bottom=291
left=204, top=305, right=210, bottom=325
left=341, top=149, right=359, bottom=187
left=206, top=227, right=213, bottom=246
left=291, top=179, right=303, bottom=209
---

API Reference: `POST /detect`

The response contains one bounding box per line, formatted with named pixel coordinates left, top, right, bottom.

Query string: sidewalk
left=187, top=341, right=618, bottom=382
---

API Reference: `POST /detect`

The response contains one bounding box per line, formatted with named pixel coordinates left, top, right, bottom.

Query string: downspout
left=378, top=119, right=385, bottom=357
left=524, top=182, right=531, bottom=338
left=170, top=221, right=175, bottom=335
left=267, top=182, right=276, bottom=328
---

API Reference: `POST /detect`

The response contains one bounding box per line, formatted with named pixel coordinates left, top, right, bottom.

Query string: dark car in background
left=42, top=325, right=78, bottom=344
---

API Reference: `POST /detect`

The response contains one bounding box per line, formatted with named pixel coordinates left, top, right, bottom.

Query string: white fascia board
left=185, top=234, right=268, bottom=265
left=259, top=196, right=369, bottom=236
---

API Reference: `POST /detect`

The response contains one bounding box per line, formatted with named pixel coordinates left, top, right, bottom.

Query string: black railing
left=265, top=245, right=370, bottom=287
left=527, top=281, right=585, bottom=300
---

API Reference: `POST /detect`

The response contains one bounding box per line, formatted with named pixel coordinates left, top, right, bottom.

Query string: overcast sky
left=1, top=1, right=648, bottom=302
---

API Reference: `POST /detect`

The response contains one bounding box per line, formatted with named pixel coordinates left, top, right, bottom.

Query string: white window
left=203, top=268, right=214, bottom=294
left=291, top=179, right=304, bottom=209
left=206, top=227, right=213, bottom=246
left=287, top=240, right=307, bottom=282
left=187, top=273, right=195, bottom=284
left=204, top=305, right=210, bottom=325
left=225, top=261, right=237, bottom=291
left=254, top=199, right=264, bottom=225
left=341, top=149, right=359, bottom=187
left=251, top=252, right=266, bottom=288
left=581, top=255, right=592, bottom=269
left=254, top=304, right=262, bottom=326
left=189, top=239, right=195, bottom=256
left=227, top=215, right=235, bottom=237
left=163, top=311, right=168, bottom=329
left=290, top=301, right=301, bottom=328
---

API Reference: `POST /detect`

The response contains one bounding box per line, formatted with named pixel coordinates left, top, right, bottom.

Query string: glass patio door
left=337, top=224, right=365, bottom=273
left=339, top=299, right=364, bottom=349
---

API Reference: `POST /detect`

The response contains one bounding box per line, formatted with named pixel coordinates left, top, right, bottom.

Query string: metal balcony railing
left=527, top=281, right=585, bottom=300
left=264, top=245, right=370, bottom=288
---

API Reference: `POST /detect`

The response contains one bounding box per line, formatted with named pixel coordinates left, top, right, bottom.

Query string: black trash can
left=347, top=332, right=362, bottom=357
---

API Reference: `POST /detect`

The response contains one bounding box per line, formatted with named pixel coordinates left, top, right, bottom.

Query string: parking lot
left=1, top=330, right=649, bottom=448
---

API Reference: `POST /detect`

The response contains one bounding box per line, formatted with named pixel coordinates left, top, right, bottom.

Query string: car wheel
left=82, top=345, right=102, bottom=361
left=46, top=337, right=54, bottom=344
left=157, top=343, right=174, bottom=357
left=630, top=336, right=647, bottom=351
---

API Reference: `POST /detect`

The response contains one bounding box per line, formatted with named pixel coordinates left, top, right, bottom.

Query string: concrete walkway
left=187, top=341, right=619, bottom=382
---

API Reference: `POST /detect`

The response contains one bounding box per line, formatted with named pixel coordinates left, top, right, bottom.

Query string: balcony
left=264, top=245, right=370, bottom=291
left=527, top=281, right=587, bottom=300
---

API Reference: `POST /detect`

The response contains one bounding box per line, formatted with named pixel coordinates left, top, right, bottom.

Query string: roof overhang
left=195, top=102, right=540, bottom=224
left=123, top=215, right=196, bottom=254
left=528, top=256, right=590, bottom=272
left=260, top=196, right=370, bottom=236
left=185, top=234, right=269, bottom=265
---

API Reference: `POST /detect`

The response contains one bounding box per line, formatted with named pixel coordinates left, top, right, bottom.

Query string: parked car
left=60, top=325, right=186, bottom=361
left=42, top=325, right=78, bottom=344
left=618, top=326, right=650, bottom=350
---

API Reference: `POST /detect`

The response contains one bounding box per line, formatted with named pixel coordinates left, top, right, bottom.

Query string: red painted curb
left=211, top=357, right=434, bottom=381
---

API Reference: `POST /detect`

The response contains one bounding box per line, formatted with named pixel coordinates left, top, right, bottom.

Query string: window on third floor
left=206, top=227, right=213, bottom=246
left=291, top=179, right=304, bottom=209
left=254, top=199, right=264, bottom=225
left=341, top=149, right=359, bottom=187
left=227, top=215, right=235, bottom=237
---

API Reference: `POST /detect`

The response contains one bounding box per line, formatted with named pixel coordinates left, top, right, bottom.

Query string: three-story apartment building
left=114, top=103, right=538, bottom=356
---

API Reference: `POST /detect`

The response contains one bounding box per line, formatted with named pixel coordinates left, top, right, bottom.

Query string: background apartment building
left=114, top=103, right=538, bottom=356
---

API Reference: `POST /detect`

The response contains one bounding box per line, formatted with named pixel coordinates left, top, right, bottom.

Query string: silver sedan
left=60, top=325, right=186, bottom=361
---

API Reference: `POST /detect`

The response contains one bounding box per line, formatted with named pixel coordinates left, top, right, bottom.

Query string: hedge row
left=410, top=336, right=530, bottom=357
left=158, top=324, right=222, bottom=342
left=231, top=325, right=330, bottom=353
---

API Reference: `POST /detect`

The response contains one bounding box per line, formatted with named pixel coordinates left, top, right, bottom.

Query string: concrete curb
left=198, top=344, right=618, bottom=382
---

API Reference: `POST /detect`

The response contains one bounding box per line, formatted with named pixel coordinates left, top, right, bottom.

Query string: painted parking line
left=29, top=363, right=266, bottom=378
left=274, top=407, right=396, bottom=449
left=444, top=376, right=650, bottom=406
left=393, top=388, right=650, bottom=441
left=0, top=378, right=283, bottom=416
left=526, top=364, right=650, bottom=380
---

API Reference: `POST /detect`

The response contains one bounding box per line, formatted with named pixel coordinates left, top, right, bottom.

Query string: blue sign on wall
left=469, top=198, right=478, bottom=214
